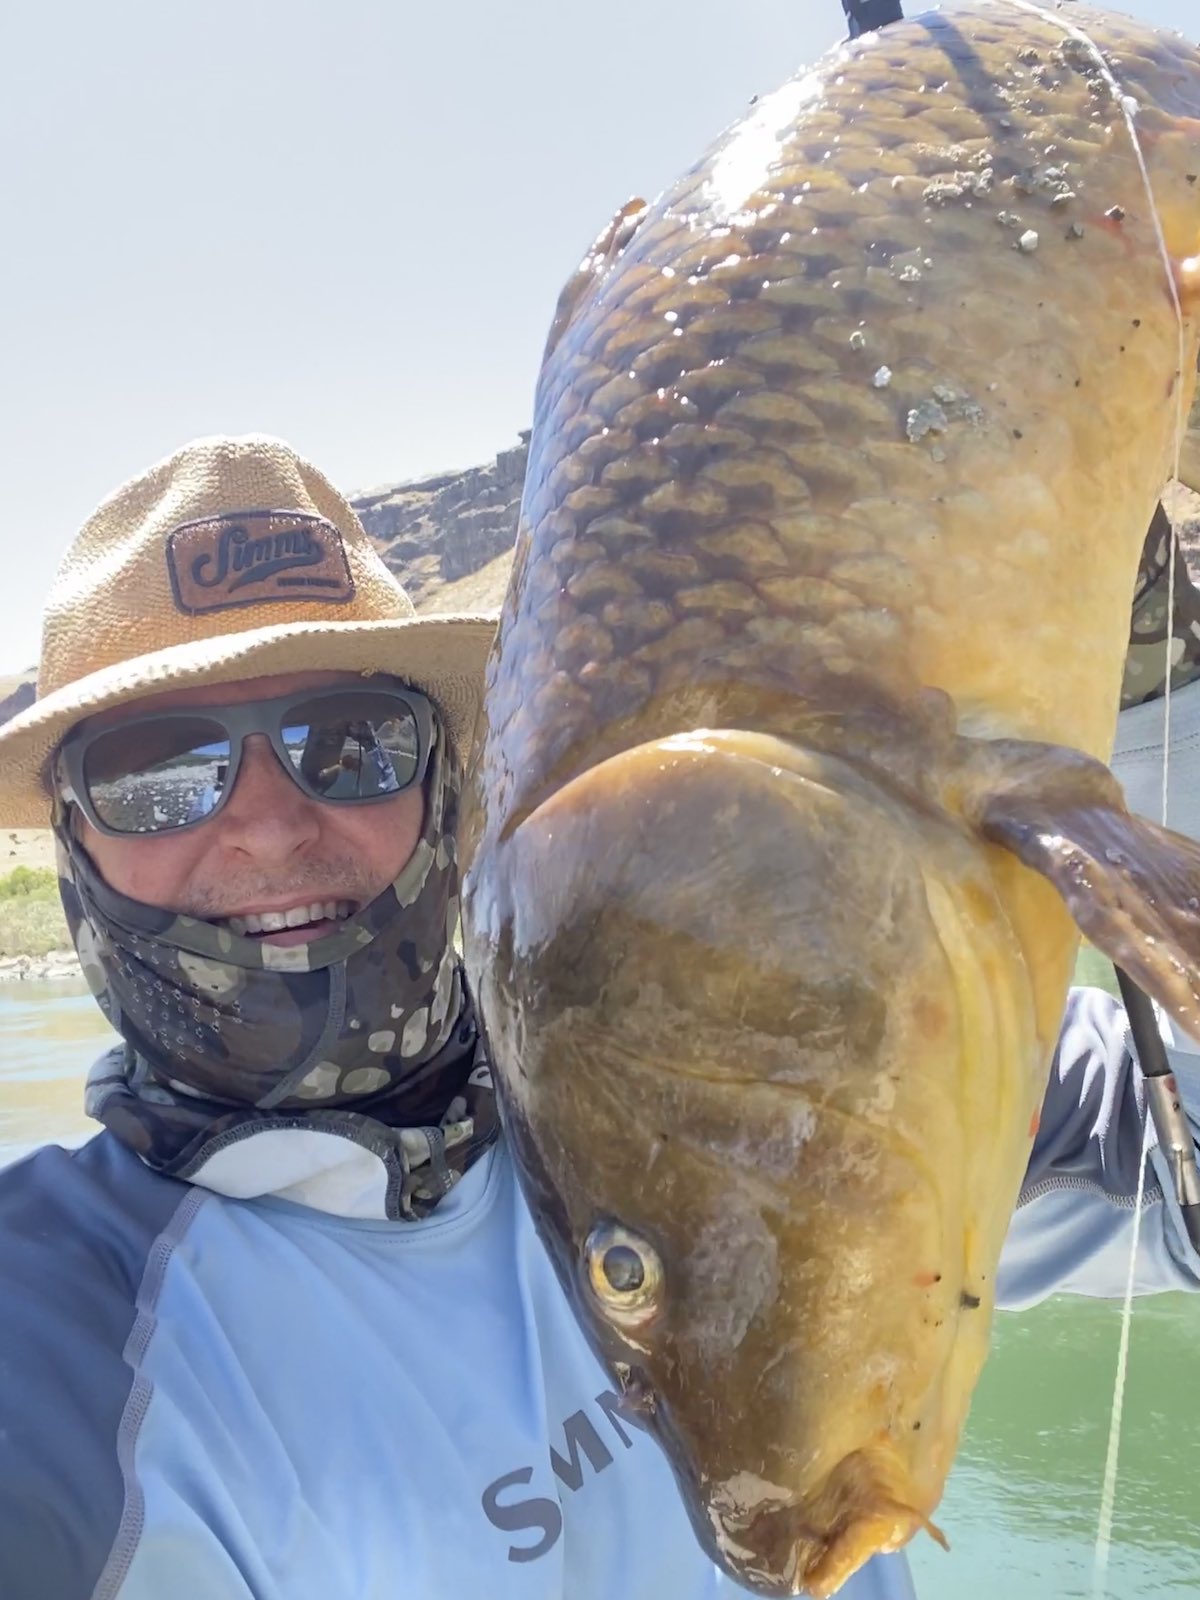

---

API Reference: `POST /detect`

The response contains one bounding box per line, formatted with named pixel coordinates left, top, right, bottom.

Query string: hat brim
left=0, top=612, right=499, bottom=828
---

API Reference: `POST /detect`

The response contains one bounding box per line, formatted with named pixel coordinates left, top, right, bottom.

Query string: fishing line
left=1089, top=1105, right=1151, bottom=1600
left=999, top=6, right=1190, bottom=1596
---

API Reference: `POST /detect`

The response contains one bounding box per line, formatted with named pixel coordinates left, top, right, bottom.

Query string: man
left=0, top=434, right=1196, bottom=1600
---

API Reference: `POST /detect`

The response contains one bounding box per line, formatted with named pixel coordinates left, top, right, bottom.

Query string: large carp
left=461, top=3, right=1200, bottom=1594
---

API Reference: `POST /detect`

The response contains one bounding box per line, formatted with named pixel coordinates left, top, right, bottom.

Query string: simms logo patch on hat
left=166, top=510, right=356, bottom=615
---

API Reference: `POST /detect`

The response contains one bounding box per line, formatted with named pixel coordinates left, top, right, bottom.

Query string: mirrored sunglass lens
left=83, top=719, right=233, bottom=833
left=281, top=694, right=422, bottom=800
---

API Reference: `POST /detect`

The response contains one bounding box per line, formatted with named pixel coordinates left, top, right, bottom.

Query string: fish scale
left=484, top=16, right=1192, bottom=817
left=462, top=4, right=1200, bottom=1595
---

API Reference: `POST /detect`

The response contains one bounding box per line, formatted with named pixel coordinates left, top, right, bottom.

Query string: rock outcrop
left=0, top=680, right=34, bottom=724
left=352, top=432, right=529, bottom=610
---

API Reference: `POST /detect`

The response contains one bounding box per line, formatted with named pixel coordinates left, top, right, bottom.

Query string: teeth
left=225, top=901, right=354, bottom=936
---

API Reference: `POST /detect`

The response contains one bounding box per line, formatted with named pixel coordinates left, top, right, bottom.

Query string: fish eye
left=583, top=1221, right=664, bottom=1328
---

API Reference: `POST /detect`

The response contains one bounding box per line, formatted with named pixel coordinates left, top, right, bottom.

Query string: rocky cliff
left=353, top=432, right=528, bottom=614
left=0, top=679, right=34, bottom=725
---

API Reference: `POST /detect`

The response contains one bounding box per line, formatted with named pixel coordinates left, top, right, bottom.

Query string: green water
left=0, top=978, right=118, bottom=1161
left=911, top=1295, right=1200, bottom=1597
left=1, top=981, right=1196, bottom=1597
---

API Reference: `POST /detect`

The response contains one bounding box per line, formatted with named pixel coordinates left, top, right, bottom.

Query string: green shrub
left=0, top=866, right=69, bottom=957
left=0, top=866, right=57, bottom=901
left=0, top=897, right=70, bottom=958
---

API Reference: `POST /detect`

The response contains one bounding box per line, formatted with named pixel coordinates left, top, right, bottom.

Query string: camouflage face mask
left=1122, top=503, right=1200, bottom=710
left=53, top=716, right=497, bottom=1220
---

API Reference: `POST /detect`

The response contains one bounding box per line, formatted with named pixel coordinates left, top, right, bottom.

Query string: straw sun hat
left=0, top=434, right=500, bottom=828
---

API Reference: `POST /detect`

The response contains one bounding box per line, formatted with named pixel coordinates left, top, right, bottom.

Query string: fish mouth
left=613, top=1366, right=941, bottom=1596
left=697, top=1449, right=944, bottom=1599
left=215, top=900, right=357, bottom=945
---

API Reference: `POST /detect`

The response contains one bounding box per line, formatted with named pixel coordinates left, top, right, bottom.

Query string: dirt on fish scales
left=463, top=5, right=1200, bottom=1598
left=482, top=12, right=1197, bottom=825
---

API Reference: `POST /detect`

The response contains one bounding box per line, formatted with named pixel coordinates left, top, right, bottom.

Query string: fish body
left=461, top=4, right=1200, bottom=1594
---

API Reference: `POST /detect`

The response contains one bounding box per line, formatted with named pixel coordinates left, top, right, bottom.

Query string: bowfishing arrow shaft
left=842, top=0, right=904, bottom=38
left=1115, top=967, right=1200, bottom=1252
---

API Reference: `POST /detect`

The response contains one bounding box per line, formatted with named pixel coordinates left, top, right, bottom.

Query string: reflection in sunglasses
left=69, top=684, right=431, bottom=835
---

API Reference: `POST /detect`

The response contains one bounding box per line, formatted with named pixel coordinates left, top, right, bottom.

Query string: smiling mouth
left=220, top=900, right=356, bottom=939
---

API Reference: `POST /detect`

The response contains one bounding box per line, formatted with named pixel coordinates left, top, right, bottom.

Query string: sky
left=0, top=0, right=1192, bottom=674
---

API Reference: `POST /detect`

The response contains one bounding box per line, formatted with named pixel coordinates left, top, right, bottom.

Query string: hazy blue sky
left=0, top=0, right=1190, bottom=673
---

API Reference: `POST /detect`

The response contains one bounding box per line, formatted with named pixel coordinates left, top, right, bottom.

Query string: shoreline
left=0, top=950, right=83, bottom=983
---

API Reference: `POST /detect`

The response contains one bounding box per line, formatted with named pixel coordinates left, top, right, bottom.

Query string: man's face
left=73, top=670, right=426, bottom=947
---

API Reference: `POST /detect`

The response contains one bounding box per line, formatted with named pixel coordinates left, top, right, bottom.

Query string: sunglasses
left=59, top=681, right=435, bottom=838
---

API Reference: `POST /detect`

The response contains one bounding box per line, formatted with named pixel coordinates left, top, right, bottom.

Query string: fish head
left=470, top=729, right=1043, bottom=1596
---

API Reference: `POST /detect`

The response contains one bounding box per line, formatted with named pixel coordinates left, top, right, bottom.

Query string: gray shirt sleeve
left=997, top=986, right=1200, bottom=1310
left=0, top=1134, right=189, bottom=1599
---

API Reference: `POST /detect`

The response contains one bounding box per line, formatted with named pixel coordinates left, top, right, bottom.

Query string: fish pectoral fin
left=961, top=737, right=1200, bottom=1033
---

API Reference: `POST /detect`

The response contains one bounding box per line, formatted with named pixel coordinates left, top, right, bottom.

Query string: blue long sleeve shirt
left=0, top=986, right=1197, bottom=1600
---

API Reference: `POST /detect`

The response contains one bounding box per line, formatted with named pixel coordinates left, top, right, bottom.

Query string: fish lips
left=500, top=1095, right=814, bottom=1597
